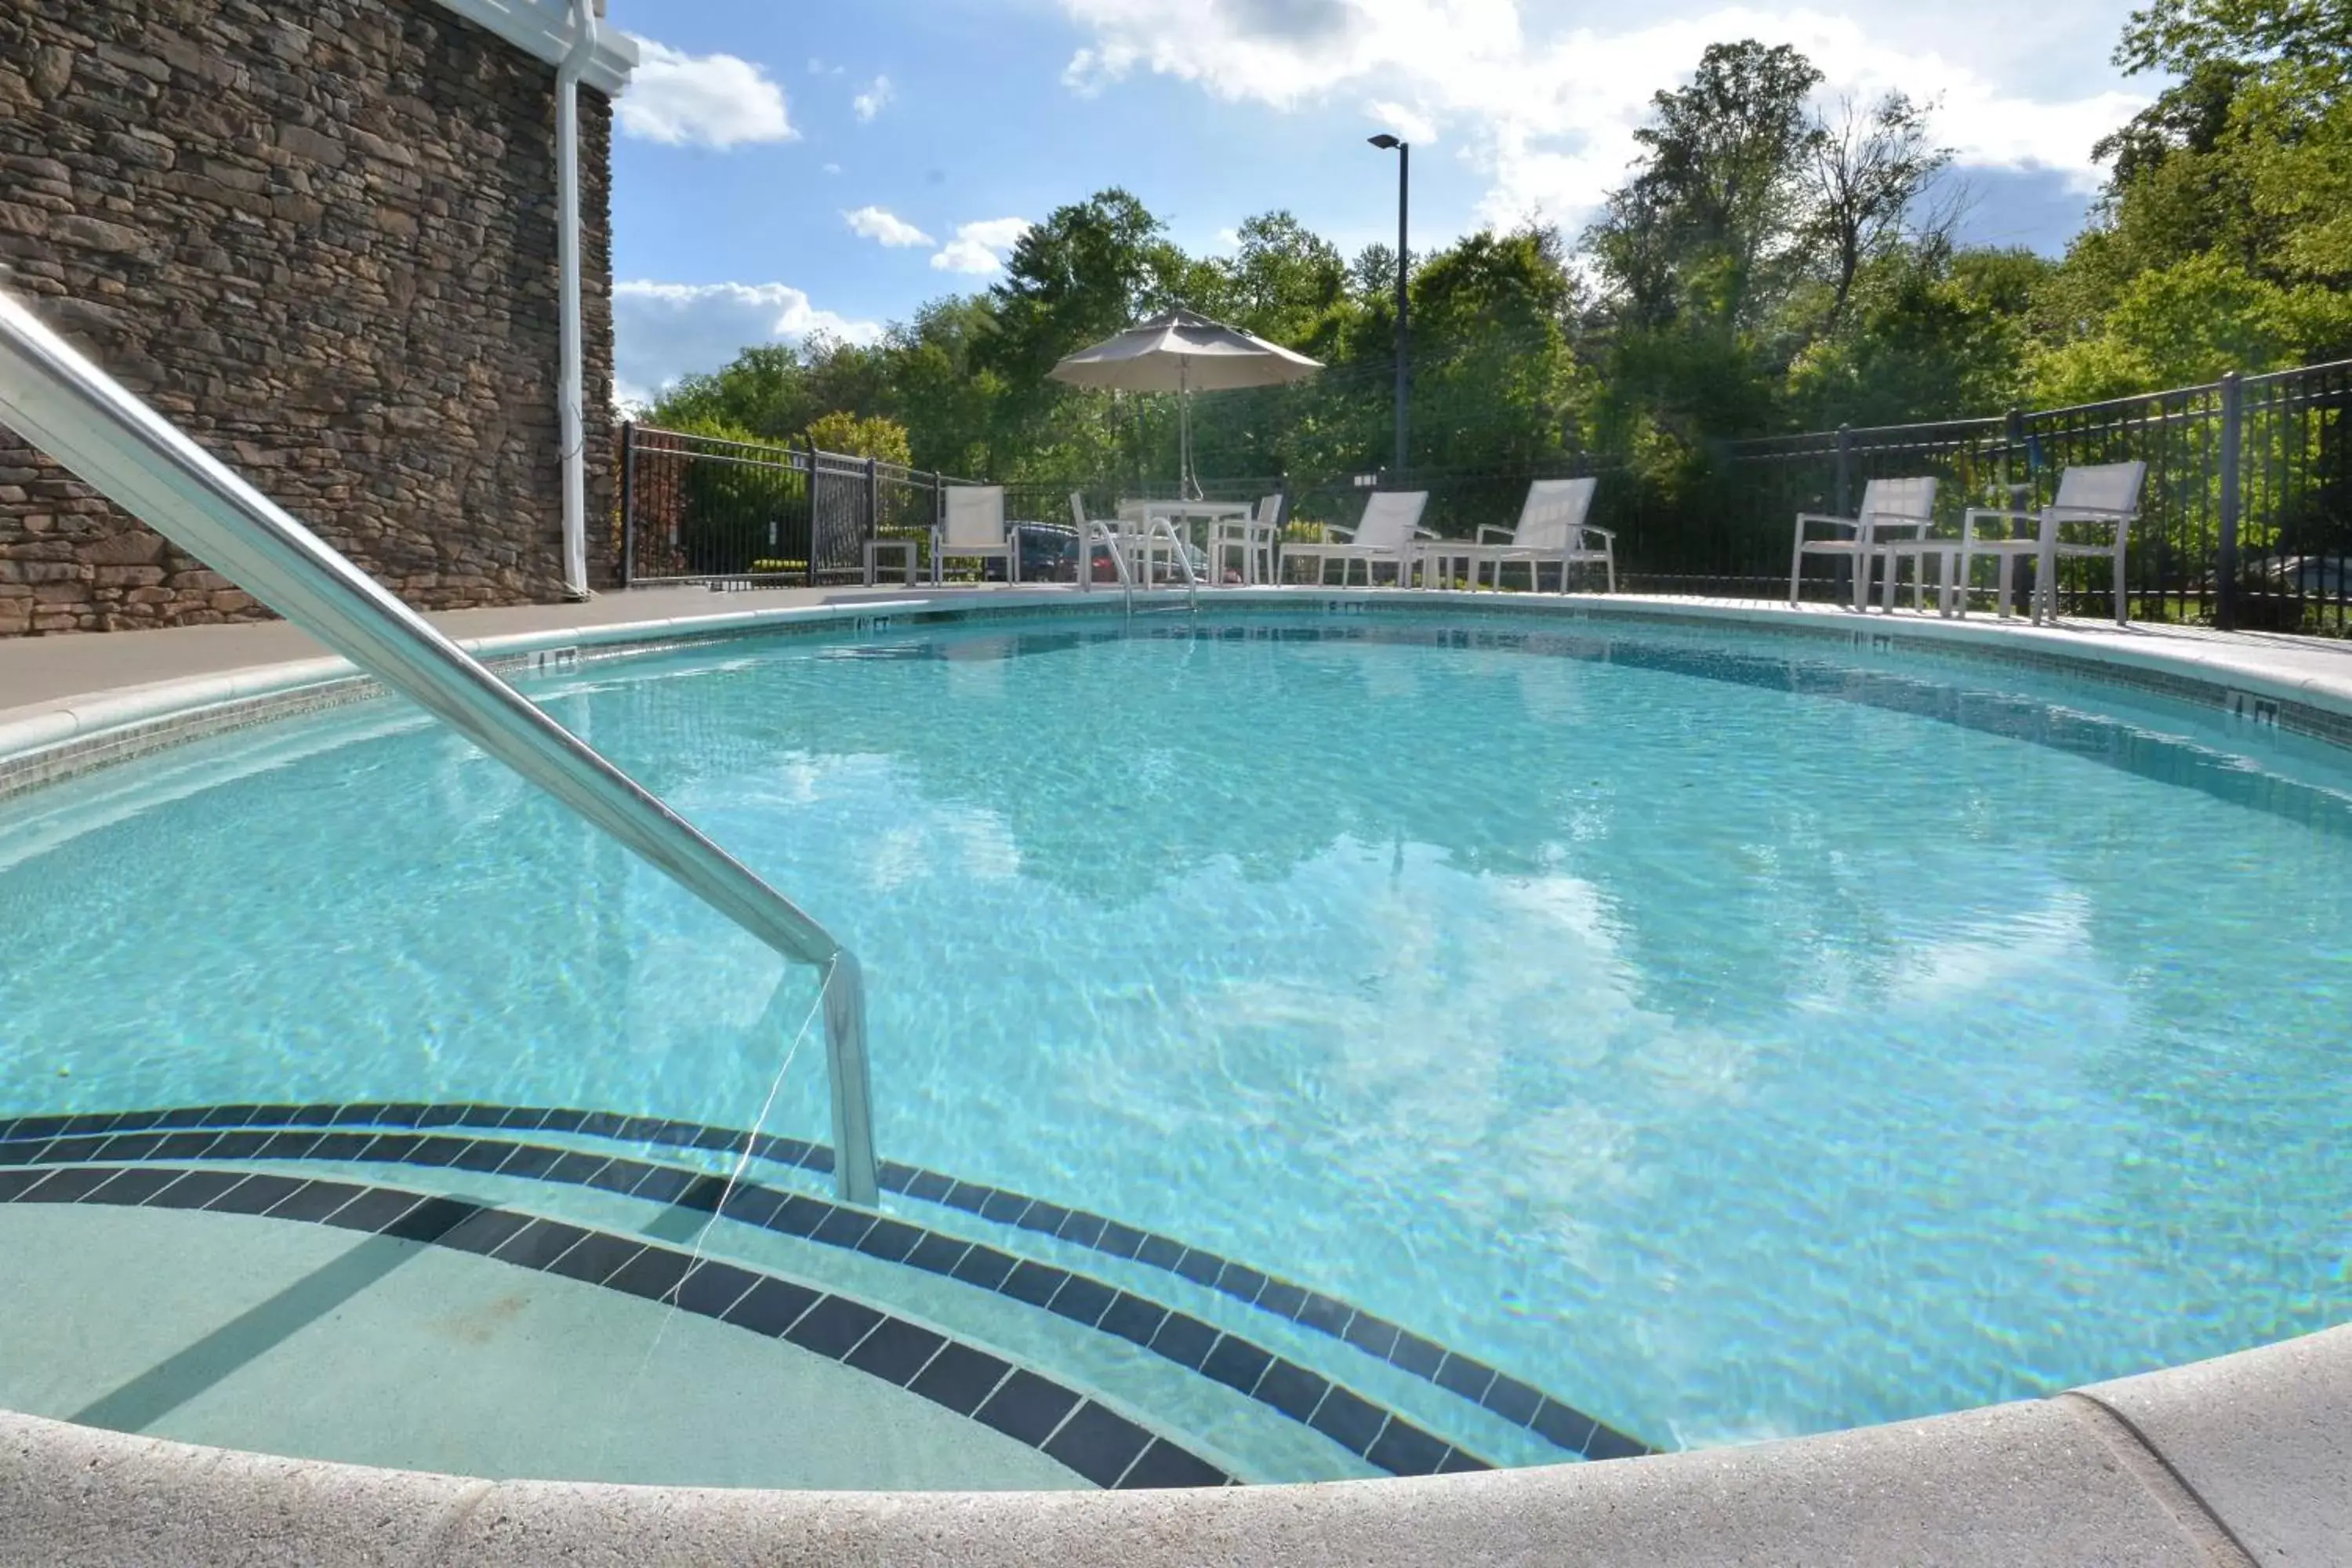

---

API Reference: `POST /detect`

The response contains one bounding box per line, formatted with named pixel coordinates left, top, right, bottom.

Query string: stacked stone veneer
left=0, top=0, right=615, bottom=636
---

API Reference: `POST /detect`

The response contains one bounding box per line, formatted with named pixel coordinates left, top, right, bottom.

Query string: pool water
left=2, top=609, right=2347, bottom=1454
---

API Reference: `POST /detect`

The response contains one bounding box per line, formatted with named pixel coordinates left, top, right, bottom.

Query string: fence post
left=1833, top=423, right=1853, bottom=517
left=864, top=456, right=880, bottom=586
left=2216, top=370, right=2243, bottom=631
left=800, top=436, right=818, bottom=589
left=618, top=419, right=635, bottom=590
left=2004, top=406, right=2028, bottom=614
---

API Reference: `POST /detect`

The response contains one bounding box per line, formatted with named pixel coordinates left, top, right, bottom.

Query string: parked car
left=1008, top=522, right=1129, bottom=583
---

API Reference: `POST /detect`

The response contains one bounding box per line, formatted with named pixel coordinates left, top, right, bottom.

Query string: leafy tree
left=805, top=410, right=913, bottom=464
left=1218, top=212, right=1350, bottom=345
left=2071, top=0, right=2352, bottom=332
left=2031, top=251, right=2352, bottom=401
left=1805, top=92, right=1955, bottom=322
left=1587, top=41, right=1827, bottom=334
left=1786, top=250, right=2037, bottom=425
left=1404, top=228, right=1586, bottom=470
left=650, top=344, right=820, bottom=440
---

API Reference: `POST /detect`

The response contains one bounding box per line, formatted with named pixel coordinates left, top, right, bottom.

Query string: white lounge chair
left=1788, top=477, right=1940, bottom=610
left=935, top=485, right=1018, bottom=585
left=1212, top=494, right=1282, bottom=585
left=1282, top=491, right=1432, bottom=587
left=1474, top=477, right=1613, bottom=593
left=1957, top=461, right=2147, bottom=626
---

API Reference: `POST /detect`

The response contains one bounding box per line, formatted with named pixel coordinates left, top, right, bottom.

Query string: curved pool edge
left=5, top=586, right=2350, bottom=1560
left=10, top=586, right=2352, bottom=776
left=4, top=1322, right=2343, bottom=1566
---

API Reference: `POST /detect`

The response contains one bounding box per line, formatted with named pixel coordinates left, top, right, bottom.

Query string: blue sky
left=603, top=0, right=2152, bottom=406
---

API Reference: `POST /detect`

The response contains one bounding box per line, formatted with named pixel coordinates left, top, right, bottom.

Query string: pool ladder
left=1076, top=516, right=1200, bottom=619
left=0, top=288, right=881, bottom=1207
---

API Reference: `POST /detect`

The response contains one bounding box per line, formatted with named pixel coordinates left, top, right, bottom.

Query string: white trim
left=428, top=0, right=637, bottom=94
left=553, top=0, right=597, bottom=599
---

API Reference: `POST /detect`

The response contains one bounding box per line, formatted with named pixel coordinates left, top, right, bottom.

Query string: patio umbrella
left=1049, top=308, right=1322, bottom=499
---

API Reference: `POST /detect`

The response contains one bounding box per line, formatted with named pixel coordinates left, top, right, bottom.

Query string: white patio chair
left=935, top=485, right=1018, bottom=585
left=1478, top=477, right=1613, bottom=593
left=1788, top=476, right=1940, bottom=610
left=1212, top=494, right=1282, bottom=585
left=1957, top=461, right=2147, bottom=626
left=1281, top=491, right=1432, bottom=587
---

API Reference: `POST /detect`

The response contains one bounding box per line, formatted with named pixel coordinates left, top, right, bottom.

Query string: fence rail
left=613, top=358, right=2352, bottom=630
left=617, top=426, right=961, bottom=587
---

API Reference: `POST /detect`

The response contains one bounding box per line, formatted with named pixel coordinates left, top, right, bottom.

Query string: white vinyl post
left=554, top=0, right=597, bottom=600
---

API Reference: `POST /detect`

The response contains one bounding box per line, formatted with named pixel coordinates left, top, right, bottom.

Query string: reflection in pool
left=3, top=611, right=2347, bottom=1453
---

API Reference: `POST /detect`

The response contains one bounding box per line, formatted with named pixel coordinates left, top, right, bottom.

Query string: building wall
left=0, top=0, right=616, bottom=636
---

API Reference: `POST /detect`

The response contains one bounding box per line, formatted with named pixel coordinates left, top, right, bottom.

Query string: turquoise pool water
left=2, top=608, right=2347, bottom=1453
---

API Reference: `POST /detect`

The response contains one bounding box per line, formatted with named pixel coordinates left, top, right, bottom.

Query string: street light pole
left=1368, top=133, right=1409, bottom=476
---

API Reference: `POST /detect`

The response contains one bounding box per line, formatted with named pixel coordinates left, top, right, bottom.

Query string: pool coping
left=2, top=584, right=2349, bottom=1562
left=2, top=1324, right=2342, bottom=1566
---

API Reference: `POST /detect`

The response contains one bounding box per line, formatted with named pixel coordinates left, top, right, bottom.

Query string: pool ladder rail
left=0, top=286, right=881, bottom=1208
left=1075, top=513, right=1201, bottom=619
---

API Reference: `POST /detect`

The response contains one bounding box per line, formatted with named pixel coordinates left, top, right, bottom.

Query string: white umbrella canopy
left=1049, top=308, right=1323, bottom=495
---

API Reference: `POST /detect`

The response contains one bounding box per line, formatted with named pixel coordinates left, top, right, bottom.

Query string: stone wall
left=0, top=0, right=615, bottom=636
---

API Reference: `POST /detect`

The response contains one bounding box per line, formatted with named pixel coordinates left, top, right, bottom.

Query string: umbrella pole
left=1179, top=358, right=1199, bottom=501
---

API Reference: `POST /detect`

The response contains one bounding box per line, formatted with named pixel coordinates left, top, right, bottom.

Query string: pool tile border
left=0, top=1162, right=1232, bottom=1492
left=0, top=1113, right=1511, bottom=1477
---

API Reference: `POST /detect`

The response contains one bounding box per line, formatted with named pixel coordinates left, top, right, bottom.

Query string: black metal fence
left=1254, top=358, right=2352, bottom=630
left=616, top=425, right=958, bottom=586
left=616, top=358, right=2351, bottom=630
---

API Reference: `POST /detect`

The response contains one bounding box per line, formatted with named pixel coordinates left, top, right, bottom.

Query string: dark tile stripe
left=0, top=1104, right=1648, bottom=1463
left=0, top=1165, right=1226, bottom=1491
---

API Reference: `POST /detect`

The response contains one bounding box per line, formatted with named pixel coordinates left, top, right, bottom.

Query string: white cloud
left=930, top=216, right=1035, bottom=274
left=612, top=281, right=883, bottom=408
left=1367, top=99, right=1438, bottom=144
left=844, top=205, right=936, bottom=247
left=823, top=162, right=844, bottom=175
left=617, top=38, right=796, bottom=148
left=1052, top=2, right=2147, bottom=232
left=854, top=74, right=895, bottom=122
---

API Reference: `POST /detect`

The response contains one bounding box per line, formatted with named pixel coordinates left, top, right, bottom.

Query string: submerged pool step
left=0, top=1102, right=1651, bottom=1471
left=206, top=1151, right=1377, bottom=1484
left=0, top=1163, right=1226, bottom=1491
left=0, top=1108, right=1578, bottom=1482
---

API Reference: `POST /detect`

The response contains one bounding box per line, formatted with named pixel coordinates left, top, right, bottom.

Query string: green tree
left=2031, top=250, right=2352, bottom=401
left=649, top=343, right=819, bottom=440
left=1785, top=248, right=2042, bottom=426
left=1587, top=40, right=1827, bottom=334
left=1219, top=212, right=1350, bottom=344
left=2055, top=0, right=2352, bottom=370
left=805, top=410, right=913, bottom=464
left=1804, top=92, right=1955, bottom=323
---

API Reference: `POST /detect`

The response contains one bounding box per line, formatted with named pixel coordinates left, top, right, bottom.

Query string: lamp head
left=1367, top=133, right=1402, bottom=151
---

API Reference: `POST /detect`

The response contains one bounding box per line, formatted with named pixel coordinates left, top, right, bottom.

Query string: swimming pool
left=2, top=604, right=2347, bottom=1485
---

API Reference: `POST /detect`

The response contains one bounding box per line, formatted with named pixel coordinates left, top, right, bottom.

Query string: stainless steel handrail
left=0, top=289, right=880, bottom=1207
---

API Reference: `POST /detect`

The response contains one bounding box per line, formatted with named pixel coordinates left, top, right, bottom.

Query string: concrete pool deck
left=2, top=583, right=2349, bottom=1564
